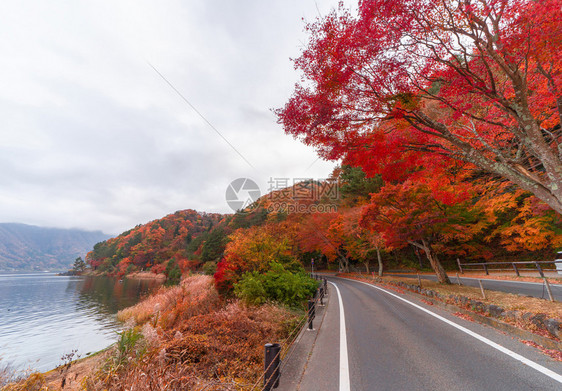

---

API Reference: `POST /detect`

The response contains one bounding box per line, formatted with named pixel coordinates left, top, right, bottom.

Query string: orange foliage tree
left=361, top=179, right=487, bottom=283
left=214, top=223, right=300, bottom=293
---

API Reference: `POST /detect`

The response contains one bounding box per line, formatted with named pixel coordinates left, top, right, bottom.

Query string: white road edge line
left=348, top=278, right=562, bottom=384
left=330, top=282, right=351, bottom=391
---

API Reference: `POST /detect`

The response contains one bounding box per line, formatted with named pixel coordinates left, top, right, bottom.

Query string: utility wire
left=147, top=61, right=256, bottom=170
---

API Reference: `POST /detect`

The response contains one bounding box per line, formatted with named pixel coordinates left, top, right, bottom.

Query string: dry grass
left=117, top=285, right=183, bottom=325
left=92, top=275, right=300, bottom=390
left=126, top=271, right=166, bottom=282
left=0, top=361, right=12, bottom=388
left=96, top=302, right=298, bottom=390
left=0, top=357, right=51, bottom=391
left=7, top=275, right=301, bottom=390
left=0, top=359, right=17, bottom=390
left=1, top=373, right=53, bottom=391
left=117, top=275, right=218, bottom=326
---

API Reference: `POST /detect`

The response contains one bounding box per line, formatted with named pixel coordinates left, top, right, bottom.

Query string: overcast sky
left=0, top=0, right=355, bottom=235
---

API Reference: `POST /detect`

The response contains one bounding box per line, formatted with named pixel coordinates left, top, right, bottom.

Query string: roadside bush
left=234, top=262, right=318, bottom=307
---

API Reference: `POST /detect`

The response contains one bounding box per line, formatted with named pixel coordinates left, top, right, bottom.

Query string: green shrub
left=165, top=259, right=182, bottom=286
left=234, top=262, right=318, bottom=307
left=202, top=261, right=217, bottom=276
left=117, top=328, right=143, bottom=357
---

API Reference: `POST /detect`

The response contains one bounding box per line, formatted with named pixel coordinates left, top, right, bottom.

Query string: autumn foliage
left=85, top=0, right=560, bottom=295
left=86, top=210, right=226, bottom=279
left=277, top=0, right=562, bottom=214
left=91, top=276, right=300, bottom=390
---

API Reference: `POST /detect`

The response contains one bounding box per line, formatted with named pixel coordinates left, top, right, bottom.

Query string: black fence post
left=308, top=299, right=315, bottom=330
left=483, top=263, right=489, bottom=275
left=264, top=343, right=281, bottom=390
left=323, top=278, right=327, bottom=293
left=319, top=285, right=324, bottom=306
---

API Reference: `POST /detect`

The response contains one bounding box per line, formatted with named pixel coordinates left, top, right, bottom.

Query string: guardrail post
left=264, top=343, right=281, bottom=390
left=534, top=262, right=545, bottom=278
left=483, top=264, right=489, bottom=275
left=512, top=263, right=520, bottom=277
left=457, top=258, right=463, bottom=274
left=543, top=278, right=555, bottom=302
left=478, top=279, right=486, bottom=300
left=417, top=272, right=422, bottom=288
left=308, top=299, right=315, bottom=330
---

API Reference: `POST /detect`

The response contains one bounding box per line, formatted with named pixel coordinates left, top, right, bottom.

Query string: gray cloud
left=0, top=0, right=351, bottom=234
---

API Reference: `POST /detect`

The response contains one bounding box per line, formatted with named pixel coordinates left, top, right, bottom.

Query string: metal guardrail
left=456, top=259, right=560, bottom=278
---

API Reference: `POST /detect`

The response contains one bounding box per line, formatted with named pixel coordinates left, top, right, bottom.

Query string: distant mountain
left=0, top=223, right=110, bottom=271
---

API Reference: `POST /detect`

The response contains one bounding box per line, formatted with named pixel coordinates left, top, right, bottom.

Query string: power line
left=147, top=61, right=256, bottom=170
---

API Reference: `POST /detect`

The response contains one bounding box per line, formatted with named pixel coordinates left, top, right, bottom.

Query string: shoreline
left=43, top=345, right=115, bottom=390
left=125, top=271, right=166, bottom=282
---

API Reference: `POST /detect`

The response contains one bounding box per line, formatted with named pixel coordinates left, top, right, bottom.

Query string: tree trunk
left=364, top=260, right=370, bottom=274
left=341, top=256, right=349, bottom=273
left=375, top=244, right=383, bottom=277
left=409, top=239, right=450, bottom=284
left=413, top=245, right=423, bottom=268
left=338, top=257, right=349, bottom=273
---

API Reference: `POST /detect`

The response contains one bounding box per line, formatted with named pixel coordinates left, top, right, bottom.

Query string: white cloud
left=0, top=0, right=351, bottom=235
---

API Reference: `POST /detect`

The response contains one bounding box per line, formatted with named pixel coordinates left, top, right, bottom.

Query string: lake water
left=0, top=273, right=161, bottom=373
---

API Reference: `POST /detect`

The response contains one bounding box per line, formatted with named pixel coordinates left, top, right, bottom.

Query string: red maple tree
left=277, top=0, right=562, bottom=213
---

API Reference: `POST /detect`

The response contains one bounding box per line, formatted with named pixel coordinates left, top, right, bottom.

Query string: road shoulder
left=277, top=285, right=333, bottom=391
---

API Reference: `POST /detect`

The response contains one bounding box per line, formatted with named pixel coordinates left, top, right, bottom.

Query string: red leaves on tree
left=277, top=0, right=562, bottom=213
left=86, top=210, right=223, bottom=276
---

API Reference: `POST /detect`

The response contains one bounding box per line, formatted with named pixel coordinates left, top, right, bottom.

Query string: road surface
left=386, top=273, right=562, bottom=301
left=297, top=277, right=562, bottom=391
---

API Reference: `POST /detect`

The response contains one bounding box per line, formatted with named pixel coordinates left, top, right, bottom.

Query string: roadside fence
left=456, top=258, right=561, bottom=277
left=457, top=258, right=560, bottom=302
left=251, top=274, right=328, bottom=391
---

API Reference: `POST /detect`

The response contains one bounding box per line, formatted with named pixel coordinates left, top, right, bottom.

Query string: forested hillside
left=0, top=223, right=109, bottom=271
left=86, top=210, right=229, bottom=278
left=86, top=0, right=562, bottom=286
left=213, top=165, right=562, bottom=290
left=85, top=165, right=562, bottom=288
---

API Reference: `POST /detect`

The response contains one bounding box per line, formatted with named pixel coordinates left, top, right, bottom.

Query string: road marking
left=330, top=282, right=351, bottom=391
left=347, top=278, right=562, bottom=384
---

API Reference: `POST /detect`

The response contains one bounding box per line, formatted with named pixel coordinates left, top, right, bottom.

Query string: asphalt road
left=298, top=277, right=562, bottom=391
left=385, top=273, right=562, bottom=301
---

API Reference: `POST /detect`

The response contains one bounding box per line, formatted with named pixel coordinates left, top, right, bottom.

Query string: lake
left=0, top=272, right=161, bottom=373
